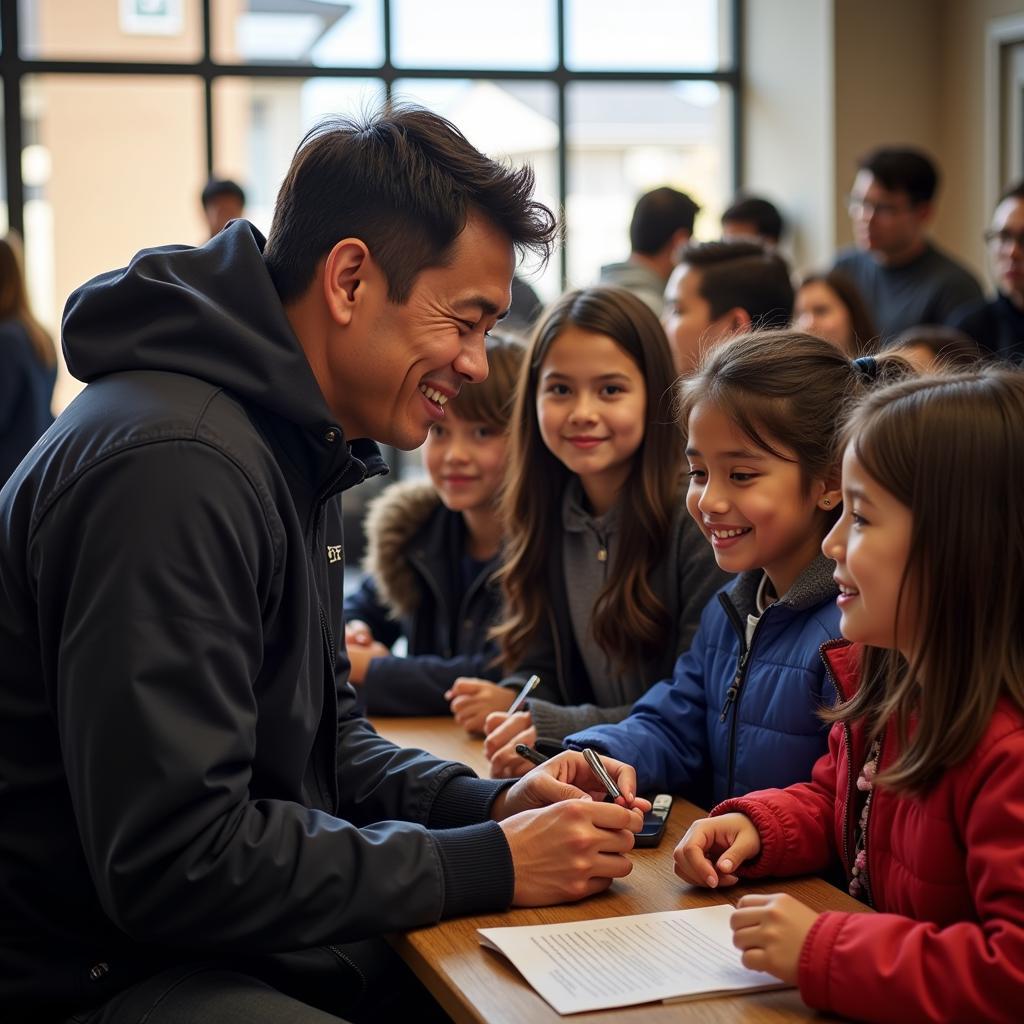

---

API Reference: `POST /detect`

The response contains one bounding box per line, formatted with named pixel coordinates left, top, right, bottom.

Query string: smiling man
left=0, top=107, right=651, bottom=1023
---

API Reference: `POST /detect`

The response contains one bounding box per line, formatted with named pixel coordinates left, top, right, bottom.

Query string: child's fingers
left=673, top=832, right=719, bottom=887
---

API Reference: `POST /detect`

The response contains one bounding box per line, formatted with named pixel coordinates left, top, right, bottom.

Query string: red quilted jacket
left=714, top=640, right=1024, bottom=1023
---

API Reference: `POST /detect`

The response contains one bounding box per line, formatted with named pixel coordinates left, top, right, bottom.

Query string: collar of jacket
left=724, top=551, right=839, bottom=619
left=561, top=476, right=621, bottom=536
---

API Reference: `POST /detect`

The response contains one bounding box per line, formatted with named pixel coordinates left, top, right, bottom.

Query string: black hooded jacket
left=0, top=222, right=514, bottom=1014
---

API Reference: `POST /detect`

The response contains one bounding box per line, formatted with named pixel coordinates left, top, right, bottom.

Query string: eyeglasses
left=984, top=229, right=1024, bottom=250
left=846, top=195, right=913, bottom=219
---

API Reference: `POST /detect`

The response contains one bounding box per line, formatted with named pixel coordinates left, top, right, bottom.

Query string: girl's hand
left=445, top=678, right=515, bottom=734
left=673, top=812, right=761, bottom=887
left=345, top=619, right=374, bottom=647
left=346, top=640, right=390, bottom=684
left=729, top=893, right=819, bottom=984
left=483, top=711, right=536, bottom=778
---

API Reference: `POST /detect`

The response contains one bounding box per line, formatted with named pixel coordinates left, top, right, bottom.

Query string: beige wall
left=940, top=0, right=1024, bottom=286
left=743, top=0, right=835, bottom=271
left=744, top=0, right=1024, bottom=286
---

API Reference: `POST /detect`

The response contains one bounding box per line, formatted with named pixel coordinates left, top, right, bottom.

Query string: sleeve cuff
left=710, top=796, right=786, bottom=877
left=433, top=821, right=515, bottom=918
left=428, top=774, right=515, bottom=830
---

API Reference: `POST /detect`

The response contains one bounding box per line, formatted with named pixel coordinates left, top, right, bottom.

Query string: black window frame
left=0, top=0, right=744, bottom=287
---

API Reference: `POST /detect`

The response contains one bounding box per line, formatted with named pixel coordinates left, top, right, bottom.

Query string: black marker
left=515, top=743, right=549, bottom=767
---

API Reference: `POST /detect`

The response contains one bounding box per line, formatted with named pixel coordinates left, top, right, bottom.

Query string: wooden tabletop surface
left=371, top=716, right=866, bottom=1023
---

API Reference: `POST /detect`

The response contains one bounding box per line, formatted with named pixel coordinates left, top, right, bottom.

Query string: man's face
left=331, top=213, right=514, bottom=450
left=988, top=196, right=1024, bottom=305
left=847, top=170, right=929, bottom=262
left=204, top=195, right=244, bottom=237
left=661, top=264, right=736, bottom=374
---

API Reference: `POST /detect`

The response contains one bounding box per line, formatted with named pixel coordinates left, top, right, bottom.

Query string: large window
left=2, top=0, right=741, bottom=410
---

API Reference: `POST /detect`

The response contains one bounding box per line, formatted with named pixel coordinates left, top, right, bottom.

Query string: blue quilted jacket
left=566, top=554, right=840, bottom=809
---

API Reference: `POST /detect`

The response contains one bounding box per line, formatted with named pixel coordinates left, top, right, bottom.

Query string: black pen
left=506, top=673, right=540, bottom=715
left=515, top=743, right=549, bottom=767
left=582, top=747, right=622, bottom=801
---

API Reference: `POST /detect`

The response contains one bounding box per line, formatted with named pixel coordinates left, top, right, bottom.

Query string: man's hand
left=345, top=619, right=374, bottom=647
left=484, top=710, right=535, bottom=778
left=499, top=799, right=645, bottom=906
left=730, top=893, right=819, bottom=984
left=346, top=641, right=390, bottom=684
left=673, top=812, right=761, bottom=888
left=445, top=677, right=514, bottom=734
left=491, top=750, right=651, bottom=819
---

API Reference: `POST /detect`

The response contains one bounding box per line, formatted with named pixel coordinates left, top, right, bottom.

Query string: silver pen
left=506, top=674, right=540, bottom=715
left=582, top=747, right=622, bottom=801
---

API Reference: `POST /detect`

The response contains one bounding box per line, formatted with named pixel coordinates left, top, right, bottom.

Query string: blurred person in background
left=201, top=177, right=247, bottom=238
left=720, top=194, right=784, bottom=249
left=0, top=232, right=56, bottom=485
left=950, top=181, right=1024, bottom=360
left=793, top=268, right=877, bottom=356
left=661, top=239, right=794, bottom=374
left=833, top=147, right=982, bottom=340
left=882, top=324, right=982, bottom=373
left=599, top=186, right=700, bottom=314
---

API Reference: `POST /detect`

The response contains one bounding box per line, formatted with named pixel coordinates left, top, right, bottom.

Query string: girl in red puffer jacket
left=675, top=367, right=1024, bottom=1024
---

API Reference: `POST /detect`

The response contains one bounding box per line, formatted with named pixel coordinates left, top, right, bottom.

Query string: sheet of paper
left=478, top=905, right=790, bottom=1015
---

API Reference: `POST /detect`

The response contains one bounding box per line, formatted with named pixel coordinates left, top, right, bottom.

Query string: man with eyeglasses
left=833, top=147, right=982, bottom=341
left=950, top=182, right=1024, bottom=359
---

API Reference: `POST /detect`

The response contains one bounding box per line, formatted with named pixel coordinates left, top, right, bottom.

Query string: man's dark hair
left=629, top=187, right=700, bottom=255
left=264, top=105, right=558, bottom=304
left=858, top=147, right=938, bottom=205
left=721, top=195, right=784, bottom=243
left=201, top=178, right=246, bottom=208
left=999, top=180, right=1024, bottom=204
left=680, top=239, right=794, bottom=328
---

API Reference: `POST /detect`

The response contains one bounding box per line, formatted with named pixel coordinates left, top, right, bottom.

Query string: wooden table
left=372, top=717, right=867, bottom=1023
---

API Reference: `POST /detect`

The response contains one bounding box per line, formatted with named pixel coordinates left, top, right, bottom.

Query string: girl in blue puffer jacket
left=566, top=332, right=908, bottom=807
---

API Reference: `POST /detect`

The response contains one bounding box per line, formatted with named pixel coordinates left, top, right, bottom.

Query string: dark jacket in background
left=344, top=480, right=504, bottom=715
left=0, top=319, right=55, bottom=484
left=950, top=292, right=1024, bottom=360
left=0, top=221, right=514, bottom=1017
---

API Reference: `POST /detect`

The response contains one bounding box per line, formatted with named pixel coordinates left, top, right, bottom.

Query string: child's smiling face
left=823, top=443, right=915, bottom=656
left=685, top=401, right=835, bottom=598
left=536, top=326, right=647, bottom=514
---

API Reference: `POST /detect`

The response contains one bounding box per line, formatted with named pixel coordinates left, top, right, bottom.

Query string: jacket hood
left=61, top=221, right=335, bottom=436
left=362, top=480, right=443, bottom=617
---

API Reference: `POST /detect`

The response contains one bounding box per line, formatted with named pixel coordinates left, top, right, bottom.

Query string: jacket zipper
left=858, top=731, right=883, bottom=909
left=717, top=592, right=763, bottom=798
left=325, top=944, right=367, bottom=997
left=817, top=639, right=877, bottom=907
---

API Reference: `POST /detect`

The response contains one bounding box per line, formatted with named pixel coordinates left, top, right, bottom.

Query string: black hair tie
left=852, top=355, right=879, bottom=382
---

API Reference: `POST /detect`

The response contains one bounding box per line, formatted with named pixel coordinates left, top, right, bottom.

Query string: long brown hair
left=493, top=286, right=682, bottom=674
left=0, top=232, right=55, bottom=368
left=826, top=369, right=1024, bottom=793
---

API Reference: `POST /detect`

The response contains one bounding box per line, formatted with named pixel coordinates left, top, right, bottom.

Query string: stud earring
left=823, top=498, right=832, bottom=507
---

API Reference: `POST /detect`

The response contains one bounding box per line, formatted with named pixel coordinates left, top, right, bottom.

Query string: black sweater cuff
left=433, top=820, right=515, bottom=918
left=428, top=774, right=514, bottom=830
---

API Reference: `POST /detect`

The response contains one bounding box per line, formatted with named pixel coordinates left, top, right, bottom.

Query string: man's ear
left=725, top=307, right=752, bottom=335
left=322, top=238, right=370, bottom=327
left=912, top=200, right=934, bottom=230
